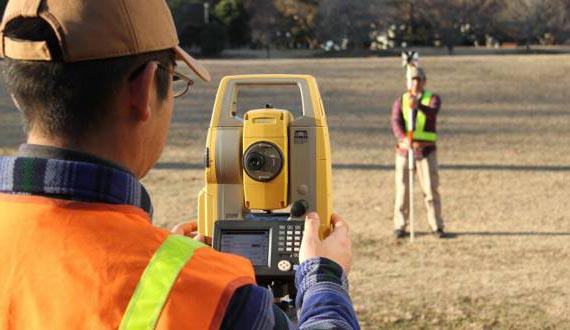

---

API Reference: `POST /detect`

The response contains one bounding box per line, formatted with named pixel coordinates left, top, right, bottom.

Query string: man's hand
left=300, top=212, right=352, bottom=274
left=171, top=221, right=206, bottom=243
left=408, top=94, right=417, bottom=109
left=398, top=138, right=411, bottom=150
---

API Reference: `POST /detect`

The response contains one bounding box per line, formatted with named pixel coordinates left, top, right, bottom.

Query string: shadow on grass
left=397, top=231, right=570, bottom=238
left=384, top=231, right=570, bottom=241
left=154, top=162, right=570, bottom=172
left=334, top=163, right=570, bottom=172
left=451, top=231, right=570, bottom=237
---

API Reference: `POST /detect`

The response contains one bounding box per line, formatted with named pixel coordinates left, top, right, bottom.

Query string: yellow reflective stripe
left=414, top=131, right=437, bottom=141
left=414, top=91, right=432, bottom=138
left=420, top=91, right=433, bottom=106
left=120, top=235, right=206, bottom=330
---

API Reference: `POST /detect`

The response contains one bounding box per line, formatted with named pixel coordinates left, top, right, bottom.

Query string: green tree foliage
left=213, top=0, right=251, bottom=47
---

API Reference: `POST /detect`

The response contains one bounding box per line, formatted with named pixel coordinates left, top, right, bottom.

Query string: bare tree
left=500, top=0, right=570, bottom=49
left=243, top=0, right=281, bottom=49
left=315, top=0, right=389, bottom=48
left=273, top=0, right=320, bottom=48
left=386, top=0, right=504, bottom=53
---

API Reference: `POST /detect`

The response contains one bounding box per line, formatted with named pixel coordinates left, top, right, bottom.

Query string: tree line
left=169, top=0, right=570, bottom=55
left=0, top=0, right=568, bottom=55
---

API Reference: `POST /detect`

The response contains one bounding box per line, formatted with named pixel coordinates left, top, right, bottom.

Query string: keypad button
left=278, top=236, right=285, bottom=241
left=279, top=225, right=286, bottom=229
left=294, top=242, right=300, bottom=246
left=287, top=225, right=294, bottom=230
left=278, top=242, right=285, bottom=246
left=286, top=242, right=292, bottom=246
left=294, top=247, right=300, bottom=252
left=294, top=236, right=301, bottom=241
left=293, top=253, right=299, bottom=258
left=286, top=247, right=292, bottom=252
left=287, top=236, right=293, bottom=240
left=286, top=231, right=293, bottom=235
left=295, top=225, right=302, bottom=230
left=294, top=231, right=301, bottom=235
left=278, top=247, right=285, bottom=252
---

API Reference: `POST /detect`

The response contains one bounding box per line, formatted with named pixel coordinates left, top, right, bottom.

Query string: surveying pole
left=407, top=97, right=415, bottom=242
left=402, top=50, right=418, bottom=242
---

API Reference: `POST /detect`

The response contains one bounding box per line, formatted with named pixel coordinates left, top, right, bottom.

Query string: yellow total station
left=197, top=74, right=333, bottom=240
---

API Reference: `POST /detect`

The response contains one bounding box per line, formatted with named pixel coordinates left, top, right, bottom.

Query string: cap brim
left=174, top=46, right=211, bottom=82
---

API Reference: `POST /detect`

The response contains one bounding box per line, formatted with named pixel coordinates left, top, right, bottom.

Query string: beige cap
left=0, top=0, right=210, bottom=82
left=407, top=66, right=426, bottom=80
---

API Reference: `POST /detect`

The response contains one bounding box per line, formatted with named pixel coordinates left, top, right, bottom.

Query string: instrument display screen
left=220, top=230, right=270, bottom=266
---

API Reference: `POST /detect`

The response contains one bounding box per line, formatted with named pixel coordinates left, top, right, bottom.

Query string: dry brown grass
left=1, top=55, right=569, bottom=329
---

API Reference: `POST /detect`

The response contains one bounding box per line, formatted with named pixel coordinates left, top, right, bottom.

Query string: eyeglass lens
left=172, top=75, right=190, bottom=97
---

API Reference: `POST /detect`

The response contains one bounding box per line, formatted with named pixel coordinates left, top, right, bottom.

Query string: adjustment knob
left=277, top=260, right=292, bottom=272
left=290, top=200, right=308, bottom=218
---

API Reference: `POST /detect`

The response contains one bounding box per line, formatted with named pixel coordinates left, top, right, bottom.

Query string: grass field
left=1, top=55, right=569, bottom=329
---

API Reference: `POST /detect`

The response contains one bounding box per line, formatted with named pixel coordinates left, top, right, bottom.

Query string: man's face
left=410, top=77, right=426, bottom=95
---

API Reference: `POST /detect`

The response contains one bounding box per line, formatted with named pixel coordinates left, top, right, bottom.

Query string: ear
left=128, top=62, right=158, bottom=122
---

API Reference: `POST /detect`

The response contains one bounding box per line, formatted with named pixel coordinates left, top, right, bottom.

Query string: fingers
left=329, top=214, right=349, bottom=240
left=193, top=234, right=206, bottom=243
left=331, top=213, right=349, bottom=232
left=171, top=223, right=187, bottom=235
left=171, top=221, right=198, bottom=236
left=185, top=222, right=199, bottom=232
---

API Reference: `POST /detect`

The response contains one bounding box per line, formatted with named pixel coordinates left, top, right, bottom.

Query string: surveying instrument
left=196, top=74, right=333, bottom=308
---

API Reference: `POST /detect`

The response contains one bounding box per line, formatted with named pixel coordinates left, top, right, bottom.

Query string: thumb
left=304, top=212, right=320, bottom=239
left=193, top=234, right=206, bottom=243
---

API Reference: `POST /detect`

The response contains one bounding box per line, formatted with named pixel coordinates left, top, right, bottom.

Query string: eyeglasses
left=156, top=63, right=194, bottom=98
left=129, top=62, right=194, bottom=98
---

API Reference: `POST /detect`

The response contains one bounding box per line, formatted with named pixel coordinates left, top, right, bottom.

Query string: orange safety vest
left=0, top=193, right=255, bottom=329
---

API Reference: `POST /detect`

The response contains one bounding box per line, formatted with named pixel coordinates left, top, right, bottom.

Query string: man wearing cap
left=390, top=66, right=445, bottom=239
left=0, top=0, right=358, bottom=329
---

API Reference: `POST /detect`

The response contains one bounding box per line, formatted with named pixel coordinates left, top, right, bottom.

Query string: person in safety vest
left=390, top=66, right=446, bottom=239
left=0, top=0, right=359, bottom=329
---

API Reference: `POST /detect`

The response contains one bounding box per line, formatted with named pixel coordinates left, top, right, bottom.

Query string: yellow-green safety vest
left=402, top=91, right=437, bottom=142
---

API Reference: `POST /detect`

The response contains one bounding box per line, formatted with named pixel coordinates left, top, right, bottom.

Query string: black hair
left=1, top=17, right=174, bottom=140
